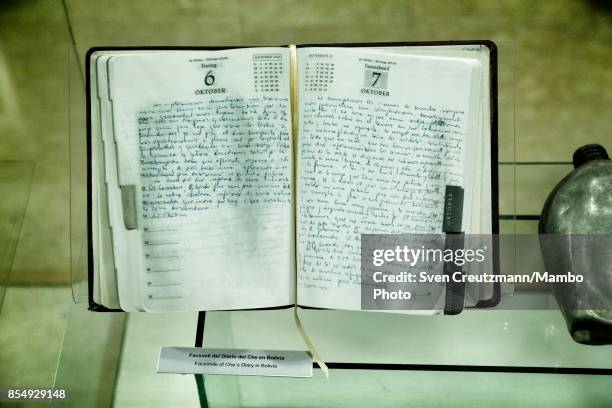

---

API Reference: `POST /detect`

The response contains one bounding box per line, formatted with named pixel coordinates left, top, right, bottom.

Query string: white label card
left=157, top=347, right=313, bottom=377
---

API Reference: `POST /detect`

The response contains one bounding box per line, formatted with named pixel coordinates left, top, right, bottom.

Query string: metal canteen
left=539, top=144, right=612, bottom=345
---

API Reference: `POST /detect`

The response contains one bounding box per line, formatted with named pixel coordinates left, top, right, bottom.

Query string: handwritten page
left=138, top=98, right=291, bottom=219
left=296, top=47, right=479, bottom=310
left=107, top=48, right=295, bottom=311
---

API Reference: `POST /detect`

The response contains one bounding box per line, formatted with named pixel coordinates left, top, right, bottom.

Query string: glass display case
left=56, top=35, right=612, bottom=408
left=1, top=1, right=609, bottom=407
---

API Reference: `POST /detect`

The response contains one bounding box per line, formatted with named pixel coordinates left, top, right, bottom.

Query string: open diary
left=87, top=42, right=498, bottom=313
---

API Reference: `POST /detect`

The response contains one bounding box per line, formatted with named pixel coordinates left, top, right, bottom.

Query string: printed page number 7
left=371, top=71, right=381, bottom=87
